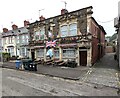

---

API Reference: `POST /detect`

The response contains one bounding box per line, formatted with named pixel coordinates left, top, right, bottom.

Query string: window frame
left=62, top=48, right=76, bottom=58
left=60, top=22, right=77, bottom=37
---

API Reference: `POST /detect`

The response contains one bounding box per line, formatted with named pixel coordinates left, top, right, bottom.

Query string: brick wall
left=105, top=46, right=114, bottom=53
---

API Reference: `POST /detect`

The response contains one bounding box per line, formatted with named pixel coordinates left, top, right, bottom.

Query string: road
left=1, top=53, right=120, bottom=96
left=1, top=68, right=118, bottom=96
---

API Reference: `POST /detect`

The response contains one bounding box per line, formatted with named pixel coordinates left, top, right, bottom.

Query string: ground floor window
left=63, top=48, right=76, bottom=58
left=36, top=49, right=44, bottom=58
left=8, top=47, right=14, bottom=57
left=54, top=49, right=59, bottom=58
left=21, top=48, right=26, bottom=57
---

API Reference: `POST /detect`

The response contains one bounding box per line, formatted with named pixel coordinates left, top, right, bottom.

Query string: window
left=21, top=48, right=26, bottom=57
left=54, top=49, right=59, bottom=58
left=36, top=49, right=44, bottom=58
left=16, top=36, right=20, bottom=43
left=40, top=28, right=45, bottom=40
left=8, top=37, right=13, bottom=44
left=11, top=37, right=13, bottom=43
left=35, top=27, right=45, bottom=40
left=24, top=34, right=29, bottom=43
left=60, top=25, right=68, bottom=37
left=60, top=23, right=77, bottom=37
left=69, top=23, right=77, bottom=36
left=21, top=35, right=25, bottom=43
left=8, top=47, right=14, bottom=56
left=35, top=31, right=40, bottom=40
left=63, top=48, right=76, bottom=58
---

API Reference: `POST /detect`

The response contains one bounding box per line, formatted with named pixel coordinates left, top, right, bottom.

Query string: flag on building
left=46, top=40, right=56, bottom=47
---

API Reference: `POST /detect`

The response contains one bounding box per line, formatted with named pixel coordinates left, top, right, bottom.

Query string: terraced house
left=2, top=20, right=30, bottom=59
left=28, top=6, right=106, bottom=66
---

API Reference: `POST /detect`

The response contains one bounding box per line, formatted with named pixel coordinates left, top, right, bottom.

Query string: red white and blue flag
left=46, top=40, right=56, bottom=47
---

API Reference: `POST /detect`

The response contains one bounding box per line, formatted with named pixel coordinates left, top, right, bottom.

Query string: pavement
left=1, top=61, right=90, bottom=80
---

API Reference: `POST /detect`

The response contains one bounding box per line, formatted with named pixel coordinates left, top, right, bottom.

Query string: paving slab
left=2, top=62, right=89, bottom=80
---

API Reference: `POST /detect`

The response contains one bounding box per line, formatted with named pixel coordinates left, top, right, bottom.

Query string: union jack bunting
left=46, top=40, right=56, bottom=47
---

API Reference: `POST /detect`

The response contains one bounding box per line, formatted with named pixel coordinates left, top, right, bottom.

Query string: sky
left=0, top=0, right=119, bottom=36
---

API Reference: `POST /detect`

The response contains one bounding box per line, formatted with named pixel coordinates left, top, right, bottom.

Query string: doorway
left=79, top=50, right=87, bottom=66
left=31, top=51, right=35, bottom=60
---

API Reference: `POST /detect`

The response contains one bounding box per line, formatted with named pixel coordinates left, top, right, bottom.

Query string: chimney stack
left=24, top=20, right=30, bottom=27
left=39, top=15, right=45, bottom=21
left=3, top=28, right=8, bottom=33
left=61, top=9, right=68, bottom=15
left=12, top=24, right=18, bottom=30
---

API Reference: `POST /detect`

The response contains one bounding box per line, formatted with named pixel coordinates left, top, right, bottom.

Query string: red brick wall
left=100, top=31, right=105, bottom=56
left=90, top=18, right=106, bottom=65
left=105, top=46, right=114, bottom=53
left=90, top=20, right=99, bottom=64
left=92, top=37, right=99, bottom=64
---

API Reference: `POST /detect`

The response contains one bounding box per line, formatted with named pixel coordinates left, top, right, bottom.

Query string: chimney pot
left=39, top=15, right=45, bottom=21
left=24, top=20, right=30, bottom=27
left=61, top=9, right=68, bottom=15
left=12, top=24, right=18, bottom=30
left=3, top=28, right=8, bottom=33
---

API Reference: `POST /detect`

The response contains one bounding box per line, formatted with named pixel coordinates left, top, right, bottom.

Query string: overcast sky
left=0, top=0, right=119, bottom=36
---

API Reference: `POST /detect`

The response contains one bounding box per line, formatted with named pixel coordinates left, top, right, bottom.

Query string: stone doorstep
left=9, top=60, right=16, bottom=62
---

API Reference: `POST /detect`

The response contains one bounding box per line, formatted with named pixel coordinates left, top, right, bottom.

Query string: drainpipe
left=118, top=27, right=120, bottom=68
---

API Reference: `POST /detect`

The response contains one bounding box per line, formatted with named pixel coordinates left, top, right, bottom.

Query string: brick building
left=28, top=6, right=106, bottom=66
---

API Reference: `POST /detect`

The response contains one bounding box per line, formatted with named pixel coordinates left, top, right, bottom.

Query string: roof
left=91, top=17, right=107, bottom=35
left=29, top=6, right=93, bottom=25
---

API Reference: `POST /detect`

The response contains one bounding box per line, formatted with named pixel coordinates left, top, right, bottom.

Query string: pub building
left=28, top=6, right=106, bottom=67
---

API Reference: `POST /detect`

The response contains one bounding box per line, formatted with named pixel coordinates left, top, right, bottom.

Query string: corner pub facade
left=28, top=6, right=106, bottom=67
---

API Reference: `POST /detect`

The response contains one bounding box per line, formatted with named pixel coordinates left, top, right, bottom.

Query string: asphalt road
left=1, top=53, right=120, bottom=96
left=1, top=67, right=119, bottom=96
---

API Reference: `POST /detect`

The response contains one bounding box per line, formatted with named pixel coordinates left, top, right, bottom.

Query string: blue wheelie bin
left=15, top=60, right=21, bottom=69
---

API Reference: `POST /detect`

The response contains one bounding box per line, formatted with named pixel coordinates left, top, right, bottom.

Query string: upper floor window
left=16, top=36, right=20, bottom=44
left=25, top=34, right=29, bottom=43
left=69, top=23, right=77, bottom=36
left=21, top=35, right=25, bottom=43
left=8, top=36, right=13, bottom=44
left=34, top=27, right=45, bottom=40
left=60, top=23, right=77, bottom=37
left=60, top=25, right=68, bottom=37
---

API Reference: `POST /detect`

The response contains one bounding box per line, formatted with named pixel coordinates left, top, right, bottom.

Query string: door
left=31, top=51, right=35, bottom=60
left=79, top=51, right=87, bottom=66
